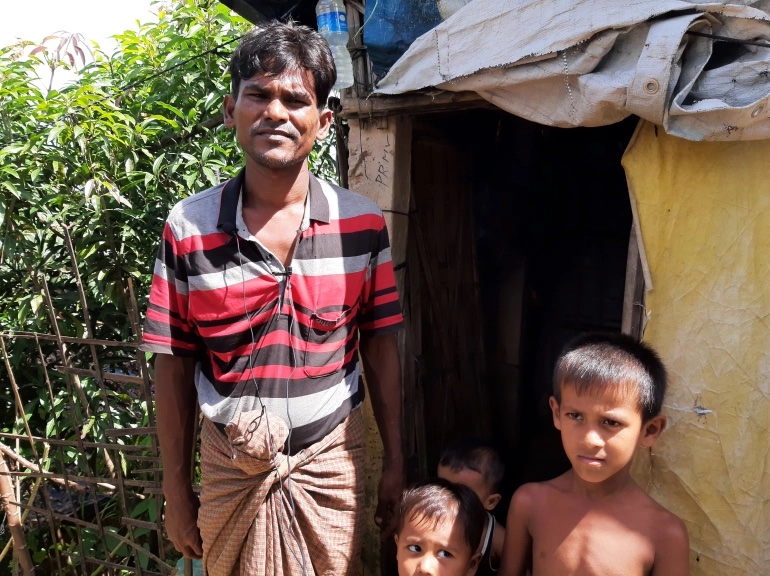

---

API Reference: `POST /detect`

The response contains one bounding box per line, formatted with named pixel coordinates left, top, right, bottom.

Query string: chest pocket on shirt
left=302, top=301, right=358, bottom=378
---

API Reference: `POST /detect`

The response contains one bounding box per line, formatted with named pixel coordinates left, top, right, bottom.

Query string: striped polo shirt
left=142, top=169, right=404, bottom=452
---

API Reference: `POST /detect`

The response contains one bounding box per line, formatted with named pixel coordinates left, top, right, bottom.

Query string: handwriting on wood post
left=374, top=132, right=392, bottom=187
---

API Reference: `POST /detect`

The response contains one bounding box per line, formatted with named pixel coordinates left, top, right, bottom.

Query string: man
left=142, top=21, right=404, bottom=575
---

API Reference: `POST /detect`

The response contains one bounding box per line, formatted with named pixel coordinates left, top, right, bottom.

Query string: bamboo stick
left=0, top=456, right=34, bottom=575
left=0, top=432, right=153, bottom=452
left=0, top=331, right=138, bottom=348
left=0, top=442, right=116, bottom=492
left=0, top=339, right=38, bottom=459
left=0, top=444, right=48, bottom=564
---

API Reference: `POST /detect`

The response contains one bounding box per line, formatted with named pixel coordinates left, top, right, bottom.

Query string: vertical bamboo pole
left=0, top=456, right=34, bottom=575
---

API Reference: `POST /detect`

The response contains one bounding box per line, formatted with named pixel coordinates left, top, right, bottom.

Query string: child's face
left=395, top=513, right=480, bottom=576
left=437, top=465, right=499, bottom=511
left=550, top=382, right=665, bottom=484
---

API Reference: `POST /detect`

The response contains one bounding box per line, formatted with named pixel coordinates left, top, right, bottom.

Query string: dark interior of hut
left=402, top=110, right=639, bottom=521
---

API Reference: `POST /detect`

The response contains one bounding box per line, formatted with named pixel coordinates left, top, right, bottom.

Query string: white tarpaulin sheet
left=374, top=0, right=770, bottom=141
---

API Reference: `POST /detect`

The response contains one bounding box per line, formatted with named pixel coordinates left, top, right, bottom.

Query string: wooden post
left=0, top=456, right=34, bottom=575
left=347, top=115, right=412, bottom=576
left=622, top=223, right=647, bottom=339
left=348, top=115, right=412, bottom=268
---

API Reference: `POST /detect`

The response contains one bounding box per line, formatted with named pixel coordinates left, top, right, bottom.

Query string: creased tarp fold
left=374, top=0, right=770, bottom=141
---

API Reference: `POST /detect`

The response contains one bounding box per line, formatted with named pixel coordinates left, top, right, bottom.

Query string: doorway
left=405, top=110, right=639, bottom=512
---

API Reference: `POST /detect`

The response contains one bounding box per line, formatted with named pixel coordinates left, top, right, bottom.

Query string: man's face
left=395, top=513, right=480, bottom=576
left=223, top=69, right=332, bottom=171
left=550, top=382, right=646, bottom=484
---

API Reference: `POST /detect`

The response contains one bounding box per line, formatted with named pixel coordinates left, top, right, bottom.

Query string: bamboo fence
left=0, top=226, right=183, bottom=575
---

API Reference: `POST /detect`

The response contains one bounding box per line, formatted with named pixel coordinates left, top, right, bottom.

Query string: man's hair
left=553, top=332, right=668, bottom=421
left=397, top=479, right=486, bottom=553
left=228, top=20, right=336, bottom=108
left=439, top=438, right=505, bottom=493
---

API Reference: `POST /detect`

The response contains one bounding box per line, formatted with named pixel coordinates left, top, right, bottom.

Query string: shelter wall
left=624, top=121, right=770, bottom=575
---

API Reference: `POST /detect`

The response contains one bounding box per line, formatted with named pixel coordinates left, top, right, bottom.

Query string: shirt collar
left=217, top=168, right=330, bottom=234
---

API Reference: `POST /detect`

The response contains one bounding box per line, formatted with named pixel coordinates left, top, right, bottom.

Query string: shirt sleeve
left=358, top=214, right=404, bottom=336
left=141, top=222, right=202, bottom=355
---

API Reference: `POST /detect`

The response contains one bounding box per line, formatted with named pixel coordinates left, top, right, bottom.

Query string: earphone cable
left=234, top=232, right=308, bottom=574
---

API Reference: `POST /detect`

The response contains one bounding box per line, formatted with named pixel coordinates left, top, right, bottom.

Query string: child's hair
left=439, top=438, right=505, bottom=493
left=397, top=478, right=486, bottom=553
left=553, top=332, right=668, bottom=421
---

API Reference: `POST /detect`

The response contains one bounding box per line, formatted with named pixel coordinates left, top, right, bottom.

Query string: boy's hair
left=553, top=332, right=668, bottom=421
left=229, top=20, right=336, bottom=108
left=439, top=438, right=505, bottom=493
left=397, top=478, right=486, bottom=553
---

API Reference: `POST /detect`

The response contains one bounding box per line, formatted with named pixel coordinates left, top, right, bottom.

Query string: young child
left=438, top=438, right=506, bottom=575
left=499, top=333, right=689, bottom=576
left=395, top=479, right=487, bottom=576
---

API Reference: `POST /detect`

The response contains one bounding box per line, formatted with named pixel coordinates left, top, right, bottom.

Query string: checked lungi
left=198, top=407, right=365, bottom=576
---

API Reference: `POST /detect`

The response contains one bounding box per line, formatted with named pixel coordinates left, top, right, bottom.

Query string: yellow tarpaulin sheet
left=623, top=121, right=770, bottom=575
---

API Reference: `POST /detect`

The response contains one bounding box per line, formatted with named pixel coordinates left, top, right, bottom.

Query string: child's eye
left=437, top=550, right=453, bottom=559
left=603, top=418, right=621, bottom=427
left=566, top=412, right=582, bottom=421
left=406, top=544, right=421, bottom=553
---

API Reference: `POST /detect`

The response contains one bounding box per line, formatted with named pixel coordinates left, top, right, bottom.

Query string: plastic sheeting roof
left=374, top=0, right=770, bottom=141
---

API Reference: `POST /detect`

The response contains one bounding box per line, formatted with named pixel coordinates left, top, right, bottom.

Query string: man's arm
left=154, top=353, right=202, bottom=559
left=651, top=514, right=689, bottom=576
left=498, top=484, right=535, bottom=576
left=359, top=332, right=403, bottom=534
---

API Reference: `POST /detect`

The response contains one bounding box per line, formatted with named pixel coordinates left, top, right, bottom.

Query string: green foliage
left=0, top=0, right=337, bottom=342
left=0, top=0, right=339, bottom=573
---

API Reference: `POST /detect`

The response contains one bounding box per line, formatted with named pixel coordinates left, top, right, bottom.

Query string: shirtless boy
left=395, top=479, right=486, bottom=576
left=499, top=333, right=689, bottom=576
left=438, top=438, right=505, bottom=574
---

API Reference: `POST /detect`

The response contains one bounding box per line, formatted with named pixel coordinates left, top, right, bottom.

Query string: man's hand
left=375, top=459, right=404, bottom=536
left=154, top=354, right=201, bottom=558
left=164, top=490, right=203, bottom=559
left=359, top=333, right=405, bottom=536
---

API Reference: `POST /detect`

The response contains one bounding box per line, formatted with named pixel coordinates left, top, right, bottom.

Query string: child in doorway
left=438, top=438, right=505, bottom=575
left=499, top=333, right=689, bottom=576
left=395, top=478, right=487, bottom=576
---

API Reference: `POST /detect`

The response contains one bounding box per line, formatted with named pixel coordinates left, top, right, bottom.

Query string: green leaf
left=152, top=152, right=166, bottom=176
left=2, top=181, right=20, bottom=198
left=202, top=166, right=218, bottom=186
left=81, top=415, right=95, bottom=436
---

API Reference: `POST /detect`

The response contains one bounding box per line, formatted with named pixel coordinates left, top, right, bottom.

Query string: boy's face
left=550, top=382, right=666, bottom=484
left=395, top=513, right=480, bottom=576
left=437, top=466, right=500, bottom=511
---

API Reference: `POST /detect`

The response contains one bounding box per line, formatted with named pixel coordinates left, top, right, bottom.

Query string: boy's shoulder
left=632, top=486, right=689, bottom=542
left=508, top=476, right=566, bottom=517
left=630, top=486, right=690, bottom=572
left=513, top=474, right=686, bottom=528
left=513, top=472, right=572, bottom=498
left=602, top=481, right=689, bottom=549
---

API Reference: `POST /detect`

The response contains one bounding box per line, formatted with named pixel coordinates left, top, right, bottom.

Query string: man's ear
left=639, top=414, right=667, bottom=448
left=466, top=551, right=482, bottom=576
left=549, top=396, right=562, bottom=431
left=223, top=94, right=236, bottom=128
left=316, top=108, right=333, bottom=141
left=484, top=493, right=501, bottom=511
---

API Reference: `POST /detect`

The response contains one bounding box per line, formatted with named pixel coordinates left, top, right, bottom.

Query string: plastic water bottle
left=315, top=0, right=354, bottom=90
